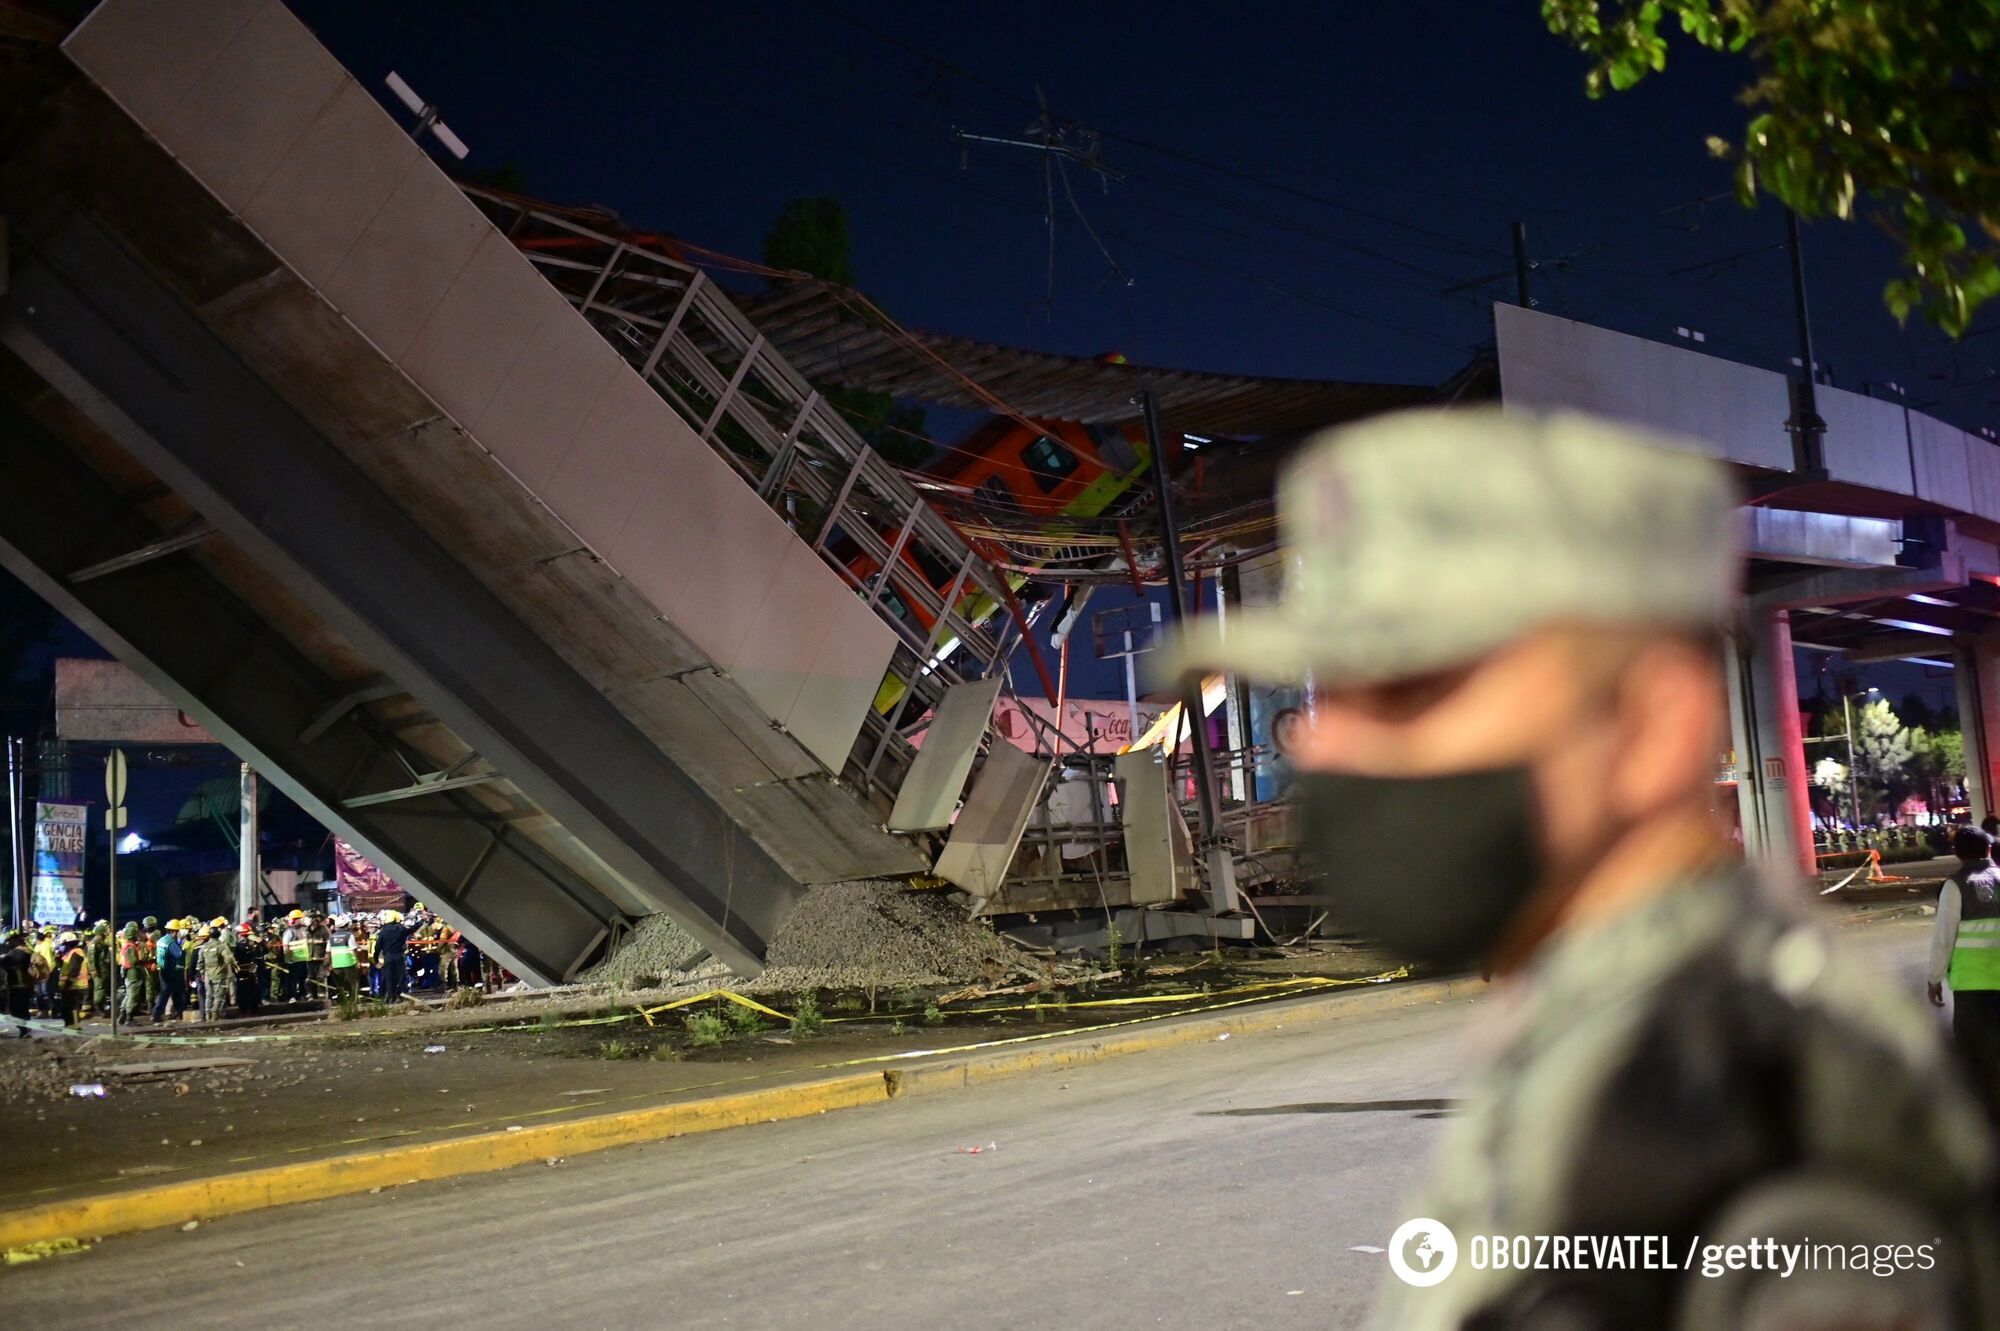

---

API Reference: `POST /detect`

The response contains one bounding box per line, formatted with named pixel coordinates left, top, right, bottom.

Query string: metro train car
left=841, top=416, right=1157, bottom=638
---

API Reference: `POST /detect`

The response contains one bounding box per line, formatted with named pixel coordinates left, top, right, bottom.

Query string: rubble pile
left=580, top=913, right=719, bottom=989
left=747, top=879, right=1042, bottom=992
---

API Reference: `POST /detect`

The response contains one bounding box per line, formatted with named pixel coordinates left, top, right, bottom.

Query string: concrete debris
left=580, top=913, right=723, bottom=988
left=749, top=880, right=1047, bottom=992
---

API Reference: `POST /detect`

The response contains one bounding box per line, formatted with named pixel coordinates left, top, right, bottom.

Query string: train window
left=876, top=587, right=913, bottom=623
left=1022, top=436, right=1079, bottom=493
left=978, top=475, right=1016, bottom=510
left=910, top=543, right=957, bottom=588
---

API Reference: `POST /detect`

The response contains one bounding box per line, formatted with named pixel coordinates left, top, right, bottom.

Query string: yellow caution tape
left=635, top=989, right=792, bottom=1025
left=4, top=1237, right=92, bottom=1264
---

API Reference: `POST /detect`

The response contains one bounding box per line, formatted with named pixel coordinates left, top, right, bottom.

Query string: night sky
left=286, top=0, right=2000, bottom=428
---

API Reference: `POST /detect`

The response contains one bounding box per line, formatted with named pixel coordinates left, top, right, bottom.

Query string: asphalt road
left=9, top=914, right=1938, bottom=1331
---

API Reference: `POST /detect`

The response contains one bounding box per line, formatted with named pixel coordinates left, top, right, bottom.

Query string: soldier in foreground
left=1168, top=409, right=2000, bottom=1328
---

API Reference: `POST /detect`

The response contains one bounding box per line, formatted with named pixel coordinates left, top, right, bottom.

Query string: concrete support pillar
left=237, top=763, right=259, bottom=920
left=1955, top=638, right=2000, bottom=825
left=1727, top=610, right=1816, bottom=876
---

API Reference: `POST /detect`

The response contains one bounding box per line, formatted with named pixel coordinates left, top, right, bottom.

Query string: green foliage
left=790, top=994, right=825, bottom=1038
left=598, top=1038, right=641, bottom=1060
left=446, top=987, right=484, bottom=1010
left=1809, top=695, right=1965, bottom=823
left=335, top=991, right=363, bottom=1022
left=763, top=196, right=857, bottom=286
left=1542, top=0, right=2000, bottom=333
left=1105, top=923, right=1123, bottom=972
left=921, top=1000, right=944, bottom=1026
left=724, top=1002, right=765, bottom=1035
left=683, top=1010, right=728, bottom=1047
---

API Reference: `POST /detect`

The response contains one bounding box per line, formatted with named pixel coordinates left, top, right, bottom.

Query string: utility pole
left=1511, top=221, right=1535, bottom=308
left=6, top=737, right=20, bottom=927
left=1138, top=388, right=1240, bottom=913
left=105, top=749, right=127, bottom=1038
left=1784, top=208, right=1829, bottom=480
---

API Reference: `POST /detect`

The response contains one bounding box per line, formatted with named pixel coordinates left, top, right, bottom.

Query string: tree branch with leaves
left=1543, top=0, right=2000, bottom=333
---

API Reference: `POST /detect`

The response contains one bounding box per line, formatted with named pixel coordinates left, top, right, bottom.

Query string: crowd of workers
left=0, top=904, right=498, bottom=1032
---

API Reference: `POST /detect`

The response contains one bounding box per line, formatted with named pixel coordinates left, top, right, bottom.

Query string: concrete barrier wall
left=64, top=0, right=894, bottom=773
left=1496, top=304, right=2000, bottom=531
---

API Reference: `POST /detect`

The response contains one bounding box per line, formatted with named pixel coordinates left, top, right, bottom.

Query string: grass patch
left=790, top=994, right=825, bottom=1038
left=446, top=987, right=485, bottom=1010
left=921, top=1000, right=944, bottom=1026
left=598, top=1038, right=642, bottom=1060
left=683, top=1010, right=728, bottom=1047
left=724, top=1003, right=765, bottom=1035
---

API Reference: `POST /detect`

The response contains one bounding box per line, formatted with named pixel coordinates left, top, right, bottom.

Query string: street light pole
left=1843, top=692, right=1860, bottom=829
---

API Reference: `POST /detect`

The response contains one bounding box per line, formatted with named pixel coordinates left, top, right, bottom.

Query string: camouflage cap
left=1158, top=407, right=1740, bottom=686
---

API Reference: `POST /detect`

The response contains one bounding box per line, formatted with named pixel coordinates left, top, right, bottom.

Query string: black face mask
left=1296, top=767, right=1544, bottom=970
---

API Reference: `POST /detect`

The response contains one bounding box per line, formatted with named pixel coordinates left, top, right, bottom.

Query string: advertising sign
left=30, top=801, right=87, bottom=923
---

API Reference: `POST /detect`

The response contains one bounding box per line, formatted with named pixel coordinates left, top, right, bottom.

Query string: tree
left=1852, top=696, right=1914, bottom=812
left=1812, top=754, right=1851, bottom=824
left=1542, top=1, right=2000, bottom=333
left=762, top=197, right=858, bottom=287
left=1907, top=724, right=1967, bottom=818
left=762, top=197, right=931, bottom=467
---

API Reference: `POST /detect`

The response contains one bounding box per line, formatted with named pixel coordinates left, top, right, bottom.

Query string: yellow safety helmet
left=196, top=927, right=214, bottom=941
left=288, top=909, right=306, bottom=921
left=380, top=910, right=402, bottom=924
left=210, top=916, right=228, bottom=929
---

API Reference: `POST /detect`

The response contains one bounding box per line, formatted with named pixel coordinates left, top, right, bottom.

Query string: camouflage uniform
left=1372, top=869, right=2000, bottom=1328
left=86, top=923, right=112, bottom=1016
left=196, top=934, right=236, bottom=1022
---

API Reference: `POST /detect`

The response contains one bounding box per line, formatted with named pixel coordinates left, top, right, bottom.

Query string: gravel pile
left=580, top=913, right=718, bottom=989
left=745, top=879, right=1042, bottom=992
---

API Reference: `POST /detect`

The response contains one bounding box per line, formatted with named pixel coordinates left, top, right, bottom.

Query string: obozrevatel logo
left=1387, top=1217, right=1458, bottom=1287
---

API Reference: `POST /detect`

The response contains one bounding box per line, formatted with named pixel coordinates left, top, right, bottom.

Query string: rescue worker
left=138, top=915, right=161, bottom=1015
left=1162, top=408, right=2000, bottom=1326
left=326, top=915, right=361, bottom=1004
left=195, top=925, right=236, bottom=1022
left=152, top=918, right=187, bottom=1023
left=30, top=926, right=56, bottom=1018
left=1, top=929, right=34, bottom=1036
left=85, top=920, right=112, bottom=1018
left=263, top=922, right=287, bottom=1003
left=117, top=921, right=147, bottom=1022
left=281, top=909, right=314, bottom=1007
left=1930, top=825, right=2000, bottom=1124
left=308, top=909, right=330, bottom=1002
left=374, top=909, right=410, bottom=1002
left=55, top=930, right=90, bottom=1027
left=232, top=923, right=263, bottom=1015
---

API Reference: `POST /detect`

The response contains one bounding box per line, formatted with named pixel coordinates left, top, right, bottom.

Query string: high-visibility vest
left=59, top=946, right=90, bottom=990
left=285, top=930, right=312, bottom=963
left=328, top=929, right=358, bottom=970
left=1951, top=868, right=2000, bottom=991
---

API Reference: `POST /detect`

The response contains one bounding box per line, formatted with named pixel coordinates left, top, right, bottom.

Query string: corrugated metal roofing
left=738, top=282, right=1431, bottom=433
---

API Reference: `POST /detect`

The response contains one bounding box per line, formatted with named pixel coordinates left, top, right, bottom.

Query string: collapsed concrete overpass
left=0, top=0, right=1080, bottom=980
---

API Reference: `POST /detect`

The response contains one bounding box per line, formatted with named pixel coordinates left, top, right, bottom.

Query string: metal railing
left=462, top=188, right=1064, bottom=800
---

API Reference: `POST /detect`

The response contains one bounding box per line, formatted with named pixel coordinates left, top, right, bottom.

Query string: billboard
left=30, top=801, right=86, bottom=923
left=335, top=838, right=408, bottom=913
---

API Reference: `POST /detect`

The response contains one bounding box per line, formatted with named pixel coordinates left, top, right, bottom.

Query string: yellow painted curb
left=0, top=973, right=1483, bottom=1250
left=0, top=1071, right=889, bottom=1251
